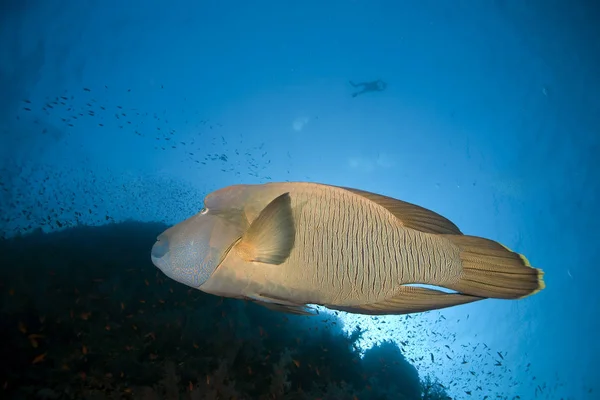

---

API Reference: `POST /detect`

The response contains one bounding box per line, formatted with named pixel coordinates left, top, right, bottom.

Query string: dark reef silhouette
left=0, top=221, right=449, bottom=399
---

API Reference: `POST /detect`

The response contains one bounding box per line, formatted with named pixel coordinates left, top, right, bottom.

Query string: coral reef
left=0, top=221, right=450, bottom=399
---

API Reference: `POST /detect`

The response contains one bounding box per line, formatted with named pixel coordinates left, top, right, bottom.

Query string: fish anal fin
left=339, top=186, right=462, bottom=235
left=237, top=192, right=295, bottom=264
left=326, top=286, right=483, bottom=315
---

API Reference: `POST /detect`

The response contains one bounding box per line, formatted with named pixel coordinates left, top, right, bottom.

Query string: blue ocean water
left=1, top=0, right=598, bottom=399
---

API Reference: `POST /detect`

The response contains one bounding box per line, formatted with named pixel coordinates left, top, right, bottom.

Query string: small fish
left=28, top=334, right=44, bottom=348
left=151, top=183, right=545, bottom=316
left=32, top=353, right=47, bottom=364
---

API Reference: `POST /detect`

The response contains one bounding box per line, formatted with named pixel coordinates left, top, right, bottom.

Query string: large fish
left=151, top=182, right=545, bottom=315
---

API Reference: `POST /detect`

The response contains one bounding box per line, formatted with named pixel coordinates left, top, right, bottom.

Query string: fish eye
left=200, top=207, right=209, bottom=215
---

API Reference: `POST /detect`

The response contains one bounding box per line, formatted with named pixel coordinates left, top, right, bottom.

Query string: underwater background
left=1, top=0, right=598, bottom=399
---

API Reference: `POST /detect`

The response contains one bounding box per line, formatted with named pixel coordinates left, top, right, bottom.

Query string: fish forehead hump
left=204, top=182, right=317, bottom=222
left=205, top=184, right=254, bottom=210
left=217, top=181, right=391, bottom=225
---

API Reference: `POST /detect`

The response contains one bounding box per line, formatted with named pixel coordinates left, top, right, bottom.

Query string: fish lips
left=151, top=241, right=188, bottom=285
left=151, top=236, right=171, bottom=273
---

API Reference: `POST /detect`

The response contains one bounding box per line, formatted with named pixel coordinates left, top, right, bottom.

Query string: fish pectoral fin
left=326, top=286, right=484, bottom=315
left=236, top=192, right=295, bottom=264
left=247, top=293, right=317, bottom=316
left=339, top=186, right=463, bottom=235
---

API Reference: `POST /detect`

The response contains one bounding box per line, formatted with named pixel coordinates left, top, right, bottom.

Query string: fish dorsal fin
left=339, top=186, right=463, bottom=235
left=326, top=286, right=483, bottom=315
left=236, top=192, right=296, bottom=264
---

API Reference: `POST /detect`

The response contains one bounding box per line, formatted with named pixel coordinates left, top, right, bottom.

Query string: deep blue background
left=1, top=1, right=598, bottom=398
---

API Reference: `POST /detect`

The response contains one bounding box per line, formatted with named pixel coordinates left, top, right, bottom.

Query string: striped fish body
left=200, top=182, right=463, bottom=307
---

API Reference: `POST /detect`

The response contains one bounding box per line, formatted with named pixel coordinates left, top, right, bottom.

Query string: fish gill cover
left=0, top=0, right=599, bottom=399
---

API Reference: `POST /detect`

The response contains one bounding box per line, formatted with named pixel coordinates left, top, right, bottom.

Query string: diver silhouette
left=349, top=79, right=387, bottom=97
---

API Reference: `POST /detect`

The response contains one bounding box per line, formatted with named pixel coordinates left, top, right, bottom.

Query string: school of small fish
left=0, top=84, right=579, bottom=399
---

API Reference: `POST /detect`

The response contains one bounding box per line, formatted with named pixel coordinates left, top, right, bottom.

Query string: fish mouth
left=151, top=239, right=169, bottom=270
left=151, top=252, right=171, bottom=276
left=150, top=246, right=183, bottom=284
left=150, top=253, right=163, bottom=269
left=151, top=236, right=169, bottom=258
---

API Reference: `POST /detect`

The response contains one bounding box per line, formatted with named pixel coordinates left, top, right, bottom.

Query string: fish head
left=151, top=189, right=249, bottom=288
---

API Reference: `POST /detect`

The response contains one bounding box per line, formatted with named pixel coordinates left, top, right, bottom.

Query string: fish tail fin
left=441, top=235, right=545, bottom=299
